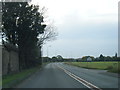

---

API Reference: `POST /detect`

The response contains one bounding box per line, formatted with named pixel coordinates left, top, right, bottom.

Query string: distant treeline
left=42, top=53, right=120, bottom=62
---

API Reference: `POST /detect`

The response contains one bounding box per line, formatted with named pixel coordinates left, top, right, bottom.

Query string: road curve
left=15, top=62, right=119, bottom=89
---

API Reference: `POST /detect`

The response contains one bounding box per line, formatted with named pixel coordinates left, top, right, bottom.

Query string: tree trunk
left=18, top=45, right=26, bottom=71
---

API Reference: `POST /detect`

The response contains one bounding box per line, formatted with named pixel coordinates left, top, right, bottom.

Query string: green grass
left=65, top=61, right=120, bottom=73
left=2, top=65, right=41, bottom=88
left=0, top=81, right=1, bottom=86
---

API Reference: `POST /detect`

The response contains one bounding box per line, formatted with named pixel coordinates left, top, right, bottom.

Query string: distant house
left=87, top=57, right=92, bottom=62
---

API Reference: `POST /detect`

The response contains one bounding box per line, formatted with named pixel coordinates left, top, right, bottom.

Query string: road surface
left=15, top=62, right=119, bottom=89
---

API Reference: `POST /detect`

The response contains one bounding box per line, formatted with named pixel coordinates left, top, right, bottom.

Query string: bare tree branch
left=37, top=24, right=58, bottom=47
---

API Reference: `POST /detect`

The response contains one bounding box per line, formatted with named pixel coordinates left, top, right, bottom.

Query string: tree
left=115, top=53, right=117, bottom=58
left=52, top=56, right=58, bottom=62
left=104, top=56, right=112, bottom=61
left=2, top=2, right=46, bottom=70
left=57, top=55, right=63, bottom=62
left=37, top=20, right=58, bottom=64
left=112, top=53, right=118, bottom=61
left=99, top=54, right=104, bottom=61
left=37, top=25, right=58, bottom=47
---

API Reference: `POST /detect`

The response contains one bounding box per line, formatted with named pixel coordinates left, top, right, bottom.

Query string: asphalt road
left=15, top=62, right=119, bottom=89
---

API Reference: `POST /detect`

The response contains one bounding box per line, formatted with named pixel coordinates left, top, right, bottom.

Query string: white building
left=87, top=57, right=92, bottom=62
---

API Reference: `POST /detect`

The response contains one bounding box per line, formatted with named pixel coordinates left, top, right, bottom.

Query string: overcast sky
left=32, top=0, right=119, bottom=58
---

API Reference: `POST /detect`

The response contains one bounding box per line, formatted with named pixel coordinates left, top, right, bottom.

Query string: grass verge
left=64, top=61, right=120, bottom=73
left=2, top=65, right=42, bottom=88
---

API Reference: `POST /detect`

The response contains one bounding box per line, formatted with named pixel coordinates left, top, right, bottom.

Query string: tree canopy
left=2, top=2, right=46, bottom=70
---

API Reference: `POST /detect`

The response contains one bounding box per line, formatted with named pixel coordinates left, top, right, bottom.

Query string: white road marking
left=56, top=64, right=102, bottom=90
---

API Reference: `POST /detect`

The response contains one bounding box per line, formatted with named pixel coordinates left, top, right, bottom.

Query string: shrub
left=106, top=65, right=113, bottom=70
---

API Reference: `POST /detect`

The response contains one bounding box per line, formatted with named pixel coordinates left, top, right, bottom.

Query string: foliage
left=42, top=57, right=52, bottom=62
left=81, top=56, right=94, bottom=61
left=2, top=2, right=46, bottom=70
left=56, top=55, right=63, bottom=61
left=51, top=55, right=64, bottom=62
left=42, top=55, right=64, bottom=62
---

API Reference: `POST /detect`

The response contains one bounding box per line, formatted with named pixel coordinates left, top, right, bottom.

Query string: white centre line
left=56, top=64, right=102, bottom=90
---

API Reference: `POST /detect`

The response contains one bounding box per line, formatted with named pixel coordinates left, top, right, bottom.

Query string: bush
left=106, top=64, right=120, bottom=73
left=106, top=65, right=113, bottom=70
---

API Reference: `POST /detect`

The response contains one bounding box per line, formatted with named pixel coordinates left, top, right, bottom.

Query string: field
left=65, top=61, right=120, bottom=73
